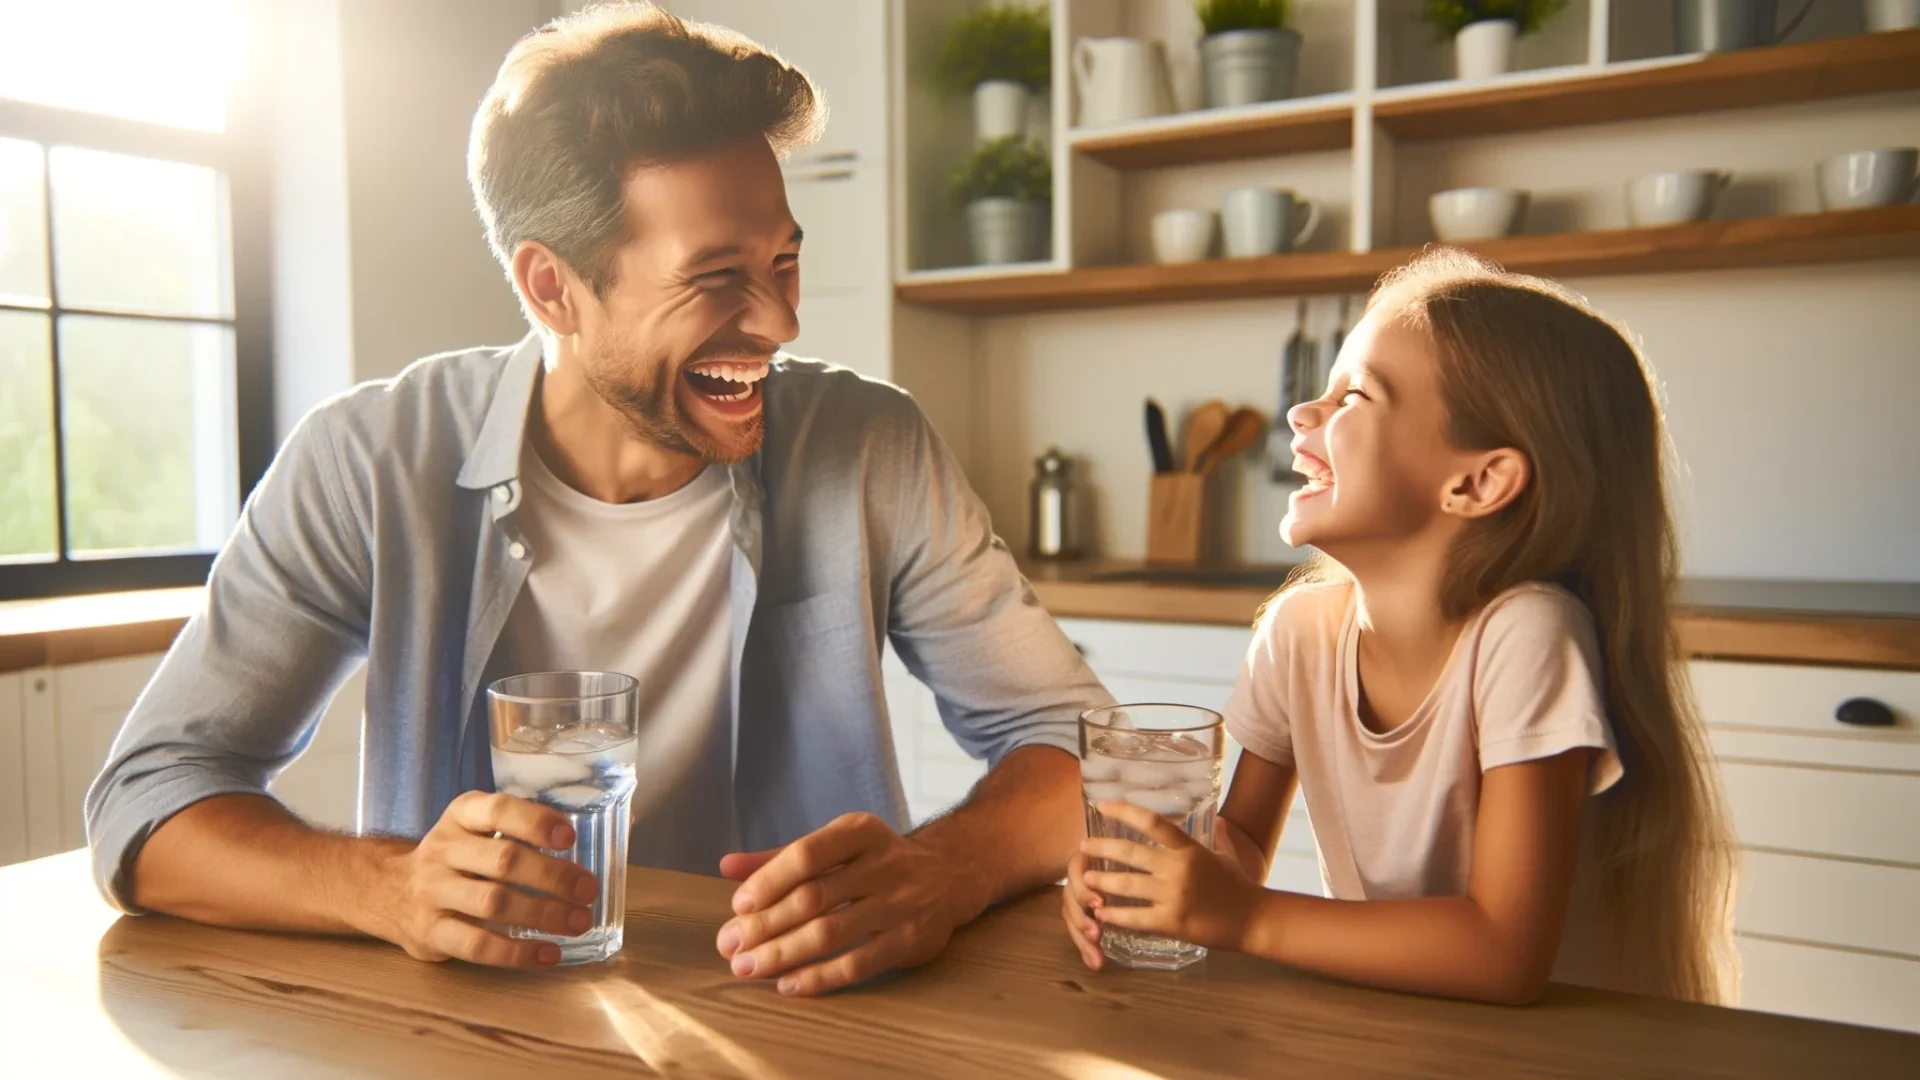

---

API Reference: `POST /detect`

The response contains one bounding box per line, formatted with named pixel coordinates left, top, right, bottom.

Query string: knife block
left=1147, top=474, right=1207, bottom=564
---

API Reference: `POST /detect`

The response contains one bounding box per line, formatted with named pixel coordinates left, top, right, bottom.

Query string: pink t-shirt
left=1224, top=580, right=1628, bottom=987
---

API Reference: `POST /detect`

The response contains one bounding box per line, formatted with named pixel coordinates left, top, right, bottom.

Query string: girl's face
left=1281, top=307, right=1471, bottom=555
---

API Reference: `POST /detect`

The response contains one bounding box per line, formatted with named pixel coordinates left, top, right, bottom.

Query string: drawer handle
left=1834, top=697, right=1896, bottom=727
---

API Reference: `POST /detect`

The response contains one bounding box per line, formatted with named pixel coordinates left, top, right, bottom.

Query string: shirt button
left=494, top=483, right=512, bottom=504
left=508, top=541, right=527, bottom=560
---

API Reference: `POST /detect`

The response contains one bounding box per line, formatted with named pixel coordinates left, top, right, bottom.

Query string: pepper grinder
left=1028, top=447, right=1085, bottom=560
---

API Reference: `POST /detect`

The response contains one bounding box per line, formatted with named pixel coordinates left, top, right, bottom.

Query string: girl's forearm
left=1239, top=889, right=1555, bottom=1005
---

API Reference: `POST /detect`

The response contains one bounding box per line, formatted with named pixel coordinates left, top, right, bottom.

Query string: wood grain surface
left=893, top=206, right=1920, bottom=315
left=3, top=850, right=1916, bottom=1078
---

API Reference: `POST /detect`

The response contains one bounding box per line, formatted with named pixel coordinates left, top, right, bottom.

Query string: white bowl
left=1815, top=147, right=1919, bottom=211
left=1428, top=187, right=1528, bottom=242
left=1626, top=170, right=1730, bottom=227
left=1151, top=208, right=1217, bottom=264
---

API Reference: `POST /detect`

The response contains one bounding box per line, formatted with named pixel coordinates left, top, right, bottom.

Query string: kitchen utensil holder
left=1147, top=473, right=1207, bottom=564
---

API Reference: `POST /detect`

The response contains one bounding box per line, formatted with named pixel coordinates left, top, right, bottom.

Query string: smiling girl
left=1062, top=250, right=1738, bottom=1005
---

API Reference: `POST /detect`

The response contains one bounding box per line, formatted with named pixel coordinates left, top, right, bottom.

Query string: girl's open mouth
left=1293, top=453, right=1334, bottom=497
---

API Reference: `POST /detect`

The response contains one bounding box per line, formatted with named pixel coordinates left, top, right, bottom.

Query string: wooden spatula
left=1182, top=400, right=1229, bottom=473
left=1196, top=407, right=1265, bottom=474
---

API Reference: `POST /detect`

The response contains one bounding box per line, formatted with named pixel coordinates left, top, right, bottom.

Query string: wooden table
left=3, top=851, right=1915, bottom=1079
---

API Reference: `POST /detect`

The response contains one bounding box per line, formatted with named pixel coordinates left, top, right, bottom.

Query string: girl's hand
left=1080, top=802, right=1265, bottom=954
left=1061, top=849, right=1106, bottom=969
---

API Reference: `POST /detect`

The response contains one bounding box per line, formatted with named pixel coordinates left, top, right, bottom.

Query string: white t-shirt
left=1224, top=580, right=1631, bottom=992
left=498, top=447, right=735, bottom=873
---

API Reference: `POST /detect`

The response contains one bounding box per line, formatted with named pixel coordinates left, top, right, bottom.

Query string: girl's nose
left=1288, top=396, right=1325, bottom=436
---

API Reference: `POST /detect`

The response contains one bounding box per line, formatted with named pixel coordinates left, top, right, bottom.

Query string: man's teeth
left=689, top=361, right=769, bottom=385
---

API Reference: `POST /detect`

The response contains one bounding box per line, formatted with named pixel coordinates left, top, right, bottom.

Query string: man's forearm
left=910, top=744, right=1083, bottom=922
left=130, top=794, right=406, bottom=940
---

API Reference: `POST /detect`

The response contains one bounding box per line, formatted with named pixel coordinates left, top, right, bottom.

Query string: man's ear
left=1439, top=447, right=1531, bottom=520
left=512, top=241, right=583, bottom=336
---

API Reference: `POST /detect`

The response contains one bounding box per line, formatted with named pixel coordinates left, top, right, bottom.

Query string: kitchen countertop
left=1024, top=560, right=1920, bottom=670
left=3, top=849, right=1914, bottom=1079
left=5, top=568, right=1920, bottom=676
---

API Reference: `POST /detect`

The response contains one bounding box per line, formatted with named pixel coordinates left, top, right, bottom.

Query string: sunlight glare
left=0, top=0, right=241, bottom=132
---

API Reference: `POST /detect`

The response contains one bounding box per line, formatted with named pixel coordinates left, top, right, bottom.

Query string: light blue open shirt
left=85, top=337, right=1111, bottom=909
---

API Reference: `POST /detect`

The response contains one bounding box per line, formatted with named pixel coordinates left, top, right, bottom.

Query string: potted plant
left=1195, top=0, right=1300, bottom=109
left=1419, top=0, right=1566, bottom=82
left=951, top=136, right=1052, bottom=266
left=934, top=3, right=1051, bottom=142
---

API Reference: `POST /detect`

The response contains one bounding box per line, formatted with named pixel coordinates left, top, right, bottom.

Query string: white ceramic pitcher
left=1072, top=37, right=1172, bottom=129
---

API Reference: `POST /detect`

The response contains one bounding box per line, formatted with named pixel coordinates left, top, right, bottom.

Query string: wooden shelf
left=1069, top=95, right=1353, bottom=170
left=1375, top=28, right=1920, bottom=143
left=895, top=206, right=1920, bottom=315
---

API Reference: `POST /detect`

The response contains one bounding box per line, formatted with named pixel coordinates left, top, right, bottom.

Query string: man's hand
left=365, top=791, right=600, bottom=968
left=1078, top=801, right=1264, bottom=955
left=713, top=811, right=981, bottom=996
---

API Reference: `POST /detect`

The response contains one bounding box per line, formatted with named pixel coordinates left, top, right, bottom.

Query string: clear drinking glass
left=1080, top=703, right=1225, bottom=971
left=487, top=671, right=639, bottom=964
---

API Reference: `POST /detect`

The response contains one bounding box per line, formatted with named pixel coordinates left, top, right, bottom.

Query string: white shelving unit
left=890, top=0, right=1908, bottom=285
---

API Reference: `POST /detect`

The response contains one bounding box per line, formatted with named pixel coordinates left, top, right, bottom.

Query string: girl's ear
left=1440, top=448, right=1531, bottom=521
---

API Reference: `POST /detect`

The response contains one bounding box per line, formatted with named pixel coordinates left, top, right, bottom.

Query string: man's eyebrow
left=683, top=227, right=805, bottom=269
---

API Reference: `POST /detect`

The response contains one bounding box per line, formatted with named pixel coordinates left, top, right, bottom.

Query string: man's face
left=571, top=137, right=802, bottom=464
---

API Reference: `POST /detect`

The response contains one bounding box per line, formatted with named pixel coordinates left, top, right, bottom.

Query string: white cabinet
left=0, top=674, right=27, bottom=866
left=1690, top=659, right=1920, bottom=1033
left=0, top=654, right=364, bottom=869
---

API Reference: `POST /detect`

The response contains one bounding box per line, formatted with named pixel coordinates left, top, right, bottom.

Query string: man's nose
left=738, top=273, right=799, bottom=346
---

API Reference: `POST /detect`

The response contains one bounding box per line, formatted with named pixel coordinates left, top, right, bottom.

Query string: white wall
left=976, top=257, right=1920, bottom=582
left=336, top=0, right=548, bottom=382
left=970, top=82, right=1920, bottom=583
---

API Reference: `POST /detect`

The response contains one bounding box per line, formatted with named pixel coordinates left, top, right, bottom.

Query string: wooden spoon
left=1182, top=400, right=1229, bottom=473
left=1196, top=407, right=1266, bottom=475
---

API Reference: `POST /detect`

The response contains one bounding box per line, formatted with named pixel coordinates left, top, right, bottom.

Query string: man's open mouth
left=683, top=359, right=770, bottom=403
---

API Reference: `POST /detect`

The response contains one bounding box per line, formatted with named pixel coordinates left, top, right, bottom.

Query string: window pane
left=0, top=138, right=48, bottom=307
left=0, top=0, right=239, bottom=133
left=0, top=310, right=55, bottom=560
left=59, top=315, right=236, bottom=557
left=50, top=148, right=232, bottom=318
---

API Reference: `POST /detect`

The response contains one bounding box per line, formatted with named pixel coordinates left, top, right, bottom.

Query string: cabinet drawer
left=1721, top=762, right=1920, bottom=864
left=1738, top=935, right=1920, bottom=1034
left=1737, top=850, right=1920, bottom=959
left=1057, top=619, right=1250, bottom=684
left=1692, top=661, right=1920, bottom=738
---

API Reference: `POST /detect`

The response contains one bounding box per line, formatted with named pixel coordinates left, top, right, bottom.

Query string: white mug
left=1626, top=170, right=1731, bottom=227
left=1151, top=209, right=1216, bottom=264
left=1220, top=187, right=1321, bottom=257
left=1073, top=37, right=1172, bottom=128
left=1815, top=147, right=1919, bottom=210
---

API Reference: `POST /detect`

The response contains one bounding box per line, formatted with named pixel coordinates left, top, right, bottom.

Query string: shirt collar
left=456, top=333, right=543, bottom=491
left=454, top=332, right=769, bottom=510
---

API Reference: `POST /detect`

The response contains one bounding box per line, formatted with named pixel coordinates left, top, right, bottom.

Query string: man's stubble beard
left=583, top=336, right=765, bottom=466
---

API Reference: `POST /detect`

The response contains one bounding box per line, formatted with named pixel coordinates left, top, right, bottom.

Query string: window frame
left=0, top=89, right=274, bottom=601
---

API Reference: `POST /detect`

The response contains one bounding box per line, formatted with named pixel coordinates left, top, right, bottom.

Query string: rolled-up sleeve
left=881, top=398, right=1113, bottom=766
left=84, top=406, right=372, bottom=911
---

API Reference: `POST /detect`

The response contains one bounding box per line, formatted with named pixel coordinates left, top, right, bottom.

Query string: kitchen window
left=0, top=0, right=272, bottom=600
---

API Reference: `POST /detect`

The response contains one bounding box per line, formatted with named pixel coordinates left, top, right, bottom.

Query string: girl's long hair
left=1276, top=249, right=1738, bottom=1003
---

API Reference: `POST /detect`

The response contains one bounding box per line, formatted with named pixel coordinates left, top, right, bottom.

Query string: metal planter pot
left=1199, top=28, right=1300, bottom=109
left=966, top=198, right=1047, bottom=265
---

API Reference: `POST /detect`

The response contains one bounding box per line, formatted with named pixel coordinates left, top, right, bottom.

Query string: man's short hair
left=468, top=1, right=824, bottom=301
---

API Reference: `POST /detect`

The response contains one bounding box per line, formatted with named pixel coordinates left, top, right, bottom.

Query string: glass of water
left=487, top=671, right=638, bottom=964
left=1080, top=703, right=1225, bottom=971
